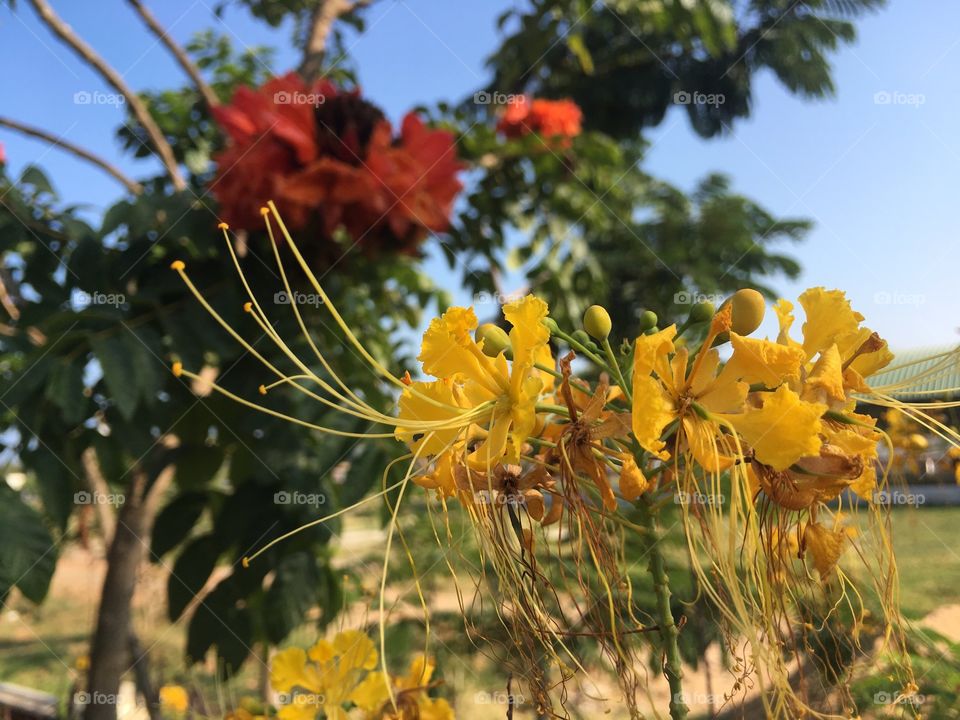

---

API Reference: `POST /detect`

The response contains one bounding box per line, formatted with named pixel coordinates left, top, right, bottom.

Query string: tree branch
left=26, top=0, right=186, bottom=191
left=125, top=0, right=220, bottom=111
left=0, top=116, right=143, bottom=195
left=299, top=0, right=367, bottom=82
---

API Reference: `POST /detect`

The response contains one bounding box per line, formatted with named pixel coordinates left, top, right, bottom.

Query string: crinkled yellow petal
left=798, top=288, right=863, bottom=361
left=503, top=294, right=550, bottom=380
left=633, top=325, right=677, bottom=378
left=803, top=521, right=847, bottom=577
left=271, top=648, right=321, bottom=694
left=331, top=630, right=378, bottom=672
left=774, top=298, right=800, bottom=349
left=723, top=334, right=805, bottom=387
left=631, top=375, right=675, bottom=460
left=395, top=380, right=469, bottom=455
left=277, top=697, right=322, bottom=720
left=722, top=385, right=825, bottom=471
left=348, top=670, right=390, bottom=712
left=468, top=408, right=512, bottom=468
left=418, top=306, right=493, bottom=386
left=397, top=654, right=436, bottom=690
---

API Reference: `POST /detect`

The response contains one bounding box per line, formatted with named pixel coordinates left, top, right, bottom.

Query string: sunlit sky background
left=1, top=1, right=957, bottom=350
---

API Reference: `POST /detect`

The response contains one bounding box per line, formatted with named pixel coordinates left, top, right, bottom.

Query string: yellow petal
left=804, top=344, right=846, bottom=404
left=397, top=654, right=436, bottom=690
left=277, top=698, right=321, bottom=720
left=332, top=630, right=378, bottom=671
left=619, top=453, right=649, bottom=501
left=682, top=416, right=733, bottom=472
left=803, top=521, right=847, bottom=577
left=798, top=288, right=863, bottom=361
left=633, top=325, right=676, bottom=378
left=503, top=295, right=550, bottom=374
left=723, top=334, right=804, bottom=387
left=630, top=375, right=675, bottom=460
left=395, top=380, right=467, bottom=455
left=348, top=671, right=390, bottom=712
left=270, top=648, right=316, bottom=694
left=722, top=385, right=825, bottom=471
left=773, top=298, right=800, bottom=349
left=418, top=306, right=491, bottom=385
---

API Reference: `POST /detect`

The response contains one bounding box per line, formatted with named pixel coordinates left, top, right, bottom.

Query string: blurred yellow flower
left=159, top=685, right=189, bottom=715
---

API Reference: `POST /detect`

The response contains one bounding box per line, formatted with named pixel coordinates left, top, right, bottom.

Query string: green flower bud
left=571, top=329, right=597, bottom=352
left=638, top=310, right=658, bottom=333
left=643, top=326, right=660, bottom=336
left=475, top=323, right=511, bottom=357
left=541, top=317, right=559, bottom=334
left=583, top=305, right=612, bottom=341
left=688, top=301, right=715, bottom=324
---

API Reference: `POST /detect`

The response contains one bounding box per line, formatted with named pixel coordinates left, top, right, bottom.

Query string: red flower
left=497, top=96, right=583, bottom=143
left=211, top=73, right=463, bottom=255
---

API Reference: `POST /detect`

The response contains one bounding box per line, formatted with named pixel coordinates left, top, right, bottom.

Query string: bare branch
left=125, top=0, right=220, bottom=111
left=0, top=115, right=143, bottom=194
left=299, top=0, right=367, bottom=82
left=26, top=0, right=186, bottom=190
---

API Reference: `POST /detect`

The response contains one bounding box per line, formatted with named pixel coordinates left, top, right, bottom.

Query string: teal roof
left=866, top=345, right=960, bottom=400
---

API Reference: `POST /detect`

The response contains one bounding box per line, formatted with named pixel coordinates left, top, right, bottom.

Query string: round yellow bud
left=583, top=305, right=612, bottom=341
left=169, top=260, right=185, bottom=271
left=475, top=323, right=511, bottom=357
left=726, top=288, right=765, bottom=336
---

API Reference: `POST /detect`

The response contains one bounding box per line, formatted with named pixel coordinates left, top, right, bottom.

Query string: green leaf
left=566, top=33, right=594, bottom=74
left=91, top=334, right=140, bottom=419
left=263, top=552, right=319, bottom=644
left=19, top=165, right=54, bottom=196
left=23, top=449, right=74, bottom=532
left=168, top=534, right=220, bottom=621
left=151, top=492, right=208, bottom=559
left=174, top=446, right=225, bottom=490
left=185, top=577, right=252, bottom=676
left=44, top=359, right=87, bottom=426
left=0, top=486, right=57, bottom=603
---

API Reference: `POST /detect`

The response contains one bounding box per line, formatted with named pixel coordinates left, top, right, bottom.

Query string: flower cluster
left=212, top=73, right=463, bottom=255
left=268, top=630, right=452, bottom=720
left=170, top=208, right=954, bottom=719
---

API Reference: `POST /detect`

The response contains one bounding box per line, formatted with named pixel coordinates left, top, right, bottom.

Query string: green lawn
left=889, top=507, right=960, bottom=619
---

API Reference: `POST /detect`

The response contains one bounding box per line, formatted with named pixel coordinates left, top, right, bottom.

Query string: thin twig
left=0, top=115, right=143, bottom=194
left=299, top=0, right=368, bottom=82
left=125, top=0, right=220, bottom=111
left=26, top=0, right=186, bottom=190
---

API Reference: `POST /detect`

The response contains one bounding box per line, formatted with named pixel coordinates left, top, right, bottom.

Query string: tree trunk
left=83, top=463, right=171, bottom=720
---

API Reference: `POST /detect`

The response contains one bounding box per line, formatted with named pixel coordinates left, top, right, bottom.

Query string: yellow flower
left=159, top=685, right=189, bottom=715
left=722, top=385, right=826, bottom=471
left=397, top=295, right=552, bottom=468
left=803, top=520, right=850, bottom=577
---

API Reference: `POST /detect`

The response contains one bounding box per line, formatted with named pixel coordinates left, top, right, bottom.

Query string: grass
left=888, top=507, right=960, bottom=619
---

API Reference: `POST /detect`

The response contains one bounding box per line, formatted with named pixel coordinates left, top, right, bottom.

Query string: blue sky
left=1, top=1, right=957, bottom=349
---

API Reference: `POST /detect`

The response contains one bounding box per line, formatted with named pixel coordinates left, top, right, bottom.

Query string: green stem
left=601, top=337, right=632, bottom=403
left=637, top=496, right=688, bottom=720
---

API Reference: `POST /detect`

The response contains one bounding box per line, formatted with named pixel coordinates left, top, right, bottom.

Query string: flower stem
left=637, top=496, right=688, bottom=720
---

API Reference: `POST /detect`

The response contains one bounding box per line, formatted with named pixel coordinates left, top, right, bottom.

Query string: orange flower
left=497, top=96, right=582, bottom=144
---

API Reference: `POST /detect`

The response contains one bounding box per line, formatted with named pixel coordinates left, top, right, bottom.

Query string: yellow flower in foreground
left=722, top=385, right=826, bottom=471
left=158, top=685, right=189, bottom=715
left=397, top=295, right=552, bottom=468
left=803, top=520, right=851, bottom=577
